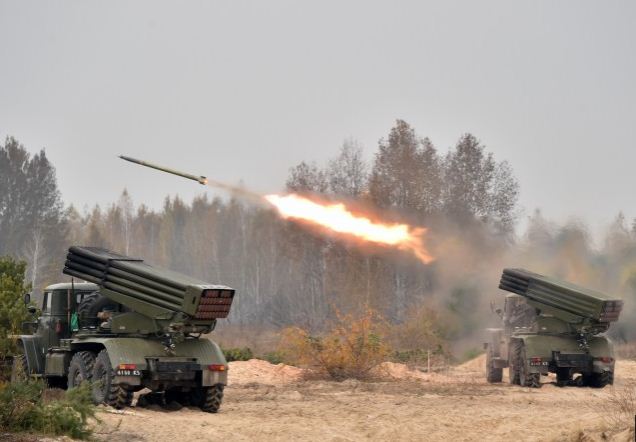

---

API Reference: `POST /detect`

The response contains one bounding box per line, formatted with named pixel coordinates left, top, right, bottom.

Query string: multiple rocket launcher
left=63, top=246, right=235, bottom=321
left=499, top=268, right=623, bottom=324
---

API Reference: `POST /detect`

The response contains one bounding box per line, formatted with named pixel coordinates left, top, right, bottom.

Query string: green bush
left=261, top=351, right=285, bottom=365
left=461, top=347, right=483, bottom=363
left=223, top=347, right=253, bottom=362
left=393, top=349, right=432, bottom=364
left=0, top=257, right=31, bottom=369
left=0, top=380, right=97, bottom=440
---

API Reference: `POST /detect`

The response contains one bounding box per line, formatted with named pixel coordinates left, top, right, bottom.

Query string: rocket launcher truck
left=12, top=246, right=235, bottom=412
left=485, top=268, right=623, bottom=388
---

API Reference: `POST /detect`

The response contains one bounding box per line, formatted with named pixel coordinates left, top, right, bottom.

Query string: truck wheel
left=518, top=344, right=541, bottom=388
left=508, top=341, right=521, bottom=385
left=486, top=350, right=503, bottom=383
left=556, top=368, right=571, bottom=386
left=10, top=354, right=29, bottom=382
left=68, top=351, right=96, bottom=388
left=78, top=292, right=118, bottom=328
left=193, top=385, right=224, bottom=413
left=589, top=371, right=611, bottom=388
left=92, top=350, right=133, bottom=409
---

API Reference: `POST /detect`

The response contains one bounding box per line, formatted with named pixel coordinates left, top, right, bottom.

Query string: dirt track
left=93, top=357, right=636, bottom=442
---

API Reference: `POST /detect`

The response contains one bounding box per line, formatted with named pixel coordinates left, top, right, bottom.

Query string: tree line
left=2, top=121, right=636, bottom=342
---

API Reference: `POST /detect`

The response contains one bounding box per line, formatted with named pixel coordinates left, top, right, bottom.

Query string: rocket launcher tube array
left=63, top=246, right=235, bottom=320
left=499, top=268, right=623, bottom=323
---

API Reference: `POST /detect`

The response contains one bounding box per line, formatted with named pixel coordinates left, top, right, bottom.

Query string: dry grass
left=601, top=386, right=636, bottom=437
left=614, top=342, right=636, bottom=360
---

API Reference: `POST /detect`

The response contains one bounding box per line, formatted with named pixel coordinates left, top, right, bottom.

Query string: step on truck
left=12, top=246, right=236, bottom=411
left=485, top=268, right=622, bottom=388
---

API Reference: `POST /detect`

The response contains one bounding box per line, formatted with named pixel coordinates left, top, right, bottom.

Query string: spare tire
left=78, top=292, right=119, bottom=328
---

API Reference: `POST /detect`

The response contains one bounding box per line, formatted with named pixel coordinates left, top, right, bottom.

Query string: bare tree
left=327, top=139, right=368, bottom=197
left=286, top=161, right=328, bottom=193
left=118, top=189, right=134, bottom=255
left=22, top=228, right=47, bottom=292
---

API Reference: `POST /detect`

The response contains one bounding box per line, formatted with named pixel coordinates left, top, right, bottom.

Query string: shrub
left=279, top=308, right=390, bottom=381
left=0, top=380, right=42, bottom=432
left=461, top=347, right=482, bottom=363
left=0, top=380, right=97, bottom=439
left=261, top=351, right=285, bottom=365
left=387, top=306, right=452, bottom=365
left=223, top=347, right=254, bottom=362
left=0, top=257, right=31, bottom=374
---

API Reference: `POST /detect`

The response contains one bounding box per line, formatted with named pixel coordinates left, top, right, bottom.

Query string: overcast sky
left=1, top=1, right=634, bottom=239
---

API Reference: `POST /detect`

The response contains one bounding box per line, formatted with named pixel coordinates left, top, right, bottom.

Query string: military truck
left=12, top=246, right=235, bottom=412
left=485, top=268, right=622, bottom=388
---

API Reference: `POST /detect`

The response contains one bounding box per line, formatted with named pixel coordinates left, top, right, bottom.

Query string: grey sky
left=1, top=1, right=634, bottom=239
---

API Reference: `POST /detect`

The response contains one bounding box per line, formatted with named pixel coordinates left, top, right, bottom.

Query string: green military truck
left=485, top=268, right=622, bottom=388
left=12, top=246, right=235, bottom=412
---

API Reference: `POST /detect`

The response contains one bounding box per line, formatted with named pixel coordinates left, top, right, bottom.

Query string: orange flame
left=264, top=194, right=434, bottom=263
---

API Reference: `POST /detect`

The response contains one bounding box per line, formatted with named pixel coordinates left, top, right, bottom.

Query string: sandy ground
left=92, top=356, right=636, bottom=442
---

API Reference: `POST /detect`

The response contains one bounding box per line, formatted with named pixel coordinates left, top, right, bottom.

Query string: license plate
left=529, top=361, right=549, bottom=366
left=116, top=369, right=141, bottom=376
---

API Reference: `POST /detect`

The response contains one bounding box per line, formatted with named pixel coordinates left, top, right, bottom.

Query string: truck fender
left=589, top=336, right=615, bottom=373
left=485, top=328, right=503, bottom=356
left=14, top=335, right=44, bottom=375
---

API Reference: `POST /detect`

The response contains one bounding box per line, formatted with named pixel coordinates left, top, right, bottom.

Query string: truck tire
left=518, top=344, right=541, bottom=388
left=10, top=354, right=29, bottom=382
left=508, top=341, right=521, bottom=385
left=78, top=292, right=118, bottom=328
left=556, top=367, right=571, bottom=386
left=68, top=351, right=96, bottom=388
left=486, top=349, right=503, bottom=383
left=193, top=384, right=224, bottom=413
left=589, top=371, right=611, bottom=388
left=92, top=349, right=133, bottom=409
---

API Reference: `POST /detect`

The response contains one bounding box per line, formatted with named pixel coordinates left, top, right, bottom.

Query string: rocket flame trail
left=264, top=194, right=434, bottom=264
left=117, top=155, right=434, bottom=263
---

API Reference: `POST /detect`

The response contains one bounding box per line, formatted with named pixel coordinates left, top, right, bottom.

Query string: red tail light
left=531, top=357, right=542, bottom=363
left=118, top=363, right=137, bottom=370
left=208, top=364, right=227, bottom=372
left=595, top=357, right=613, bottom=364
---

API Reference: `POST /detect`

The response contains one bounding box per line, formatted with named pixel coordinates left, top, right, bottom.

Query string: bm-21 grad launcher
left=12, top=246, right=235, bottom=412
left=485, top=268, right=622, bottom=388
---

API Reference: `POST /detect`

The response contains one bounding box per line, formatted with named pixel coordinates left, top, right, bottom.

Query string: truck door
left=38, top=291, right=56, bottom=354
left=45, top=289, right=72, bottom=348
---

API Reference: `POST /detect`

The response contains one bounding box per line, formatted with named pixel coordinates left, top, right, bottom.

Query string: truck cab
left=18, top=282, right=99, bottom=380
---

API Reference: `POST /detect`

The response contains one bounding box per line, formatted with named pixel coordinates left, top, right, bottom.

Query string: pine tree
left=0, top=137, right=66, bottom=289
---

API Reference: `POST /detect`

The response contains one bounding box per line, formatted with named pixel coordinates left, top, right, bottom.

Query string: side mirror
left=24, top=293, right=31, bottom=305
left=27, top=306, right=37, bottom=315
